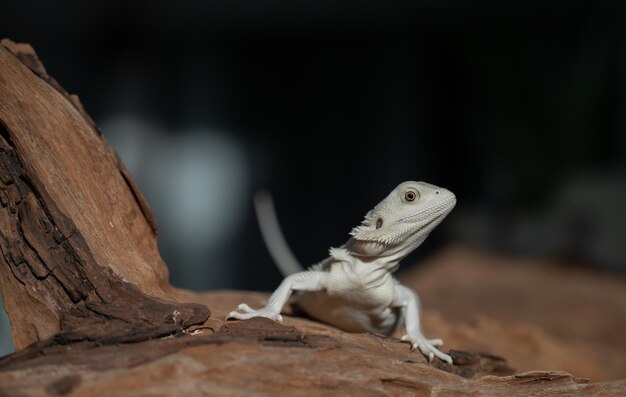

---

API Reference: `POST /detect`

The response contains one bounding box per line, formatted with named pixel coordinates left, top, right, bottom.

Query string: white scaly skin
left=227, top=181, right=456, bottom=364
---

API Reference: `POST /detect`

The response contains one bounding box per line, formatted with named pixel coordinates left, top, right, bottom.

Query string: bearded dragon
left=227, top=181, right=456, bottom=363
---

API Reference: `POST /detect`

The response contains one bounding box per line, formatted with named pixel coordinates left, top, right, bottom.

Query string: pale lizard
left=227, top=181, right=456, bottom=363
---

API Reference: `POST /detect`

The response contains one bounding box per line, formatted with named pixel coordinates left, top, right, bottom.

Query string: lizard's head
left=348, top=181, right=456, bottom=255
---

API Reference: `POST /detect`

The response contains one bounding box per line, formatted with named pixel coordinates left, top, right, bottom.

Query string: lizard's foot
left=226, top=303, right=284, bottom=323
left=401, top=334, right=452, bottom=364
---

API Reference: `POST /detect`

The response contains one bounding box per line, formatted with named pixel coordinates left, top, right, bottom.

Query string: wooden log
left=0, top=39, right=209, bottom=350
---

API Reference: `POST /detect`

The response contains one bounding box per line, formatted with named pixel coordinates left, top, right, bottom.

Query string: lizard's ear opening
left=349, top=210, right=382, bottom=240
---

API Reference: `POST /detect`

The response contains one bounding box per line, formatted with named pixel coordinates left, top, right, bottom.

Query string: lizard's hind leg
left=226, top=271, right=325, bottom=323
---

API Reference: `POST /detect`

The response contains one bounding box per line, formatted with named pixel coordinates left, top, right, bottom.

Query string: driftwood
left=0, top=39, right=624, bottom=396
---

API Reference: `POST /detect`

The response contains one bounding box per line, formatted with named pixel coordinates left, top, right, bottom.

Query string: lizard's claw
left=401, top=334, right=453, bottom=364
left=226, top=303, right=284, bottom=323
left=427, top=338, right=444, bottom=347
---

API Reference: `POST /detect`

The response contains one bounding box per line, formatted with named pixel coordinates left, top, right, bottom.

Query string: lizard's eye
left=376, top=218, right=383, bottom=229
left=403, top=190, right=418, bottom=203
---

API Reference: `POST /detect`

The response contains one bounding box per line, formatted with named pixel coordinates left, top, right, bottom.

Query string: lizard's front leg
left=227, top=271, right=325, bottom=323
left=392, top=284, right=453, bottom=364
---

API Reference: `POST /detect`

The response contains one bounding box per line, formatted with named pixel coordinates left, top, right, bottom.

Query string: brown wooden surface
left=0, top=39, right=624, bottom=396
left=1, top=290, right=625, bottom=397
left=399, top=246, right=626, bottom=381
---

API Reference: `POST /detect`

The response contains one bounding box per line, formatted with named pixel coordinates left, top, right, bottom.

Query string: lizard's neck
left=343, top=217, right=442, bottom=272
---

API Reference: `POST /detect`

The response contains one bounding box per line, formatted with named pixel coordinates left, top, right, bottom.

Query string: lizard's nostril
left=376, top=218, right=383, bottom=229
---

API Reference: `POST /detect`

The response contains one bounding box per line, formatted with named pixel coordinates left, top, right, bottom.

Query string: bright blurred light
left=102, top=113, right=249, bottom=289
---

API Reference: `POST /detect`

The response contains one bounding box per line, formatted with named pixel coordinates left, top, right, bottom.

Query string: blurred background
left=0, top=1, right=625, bottom=358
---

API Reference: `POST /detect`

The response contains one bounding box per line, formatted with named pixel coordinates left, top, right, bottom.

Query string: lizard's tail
left=254, top=190, right=305, bottom=276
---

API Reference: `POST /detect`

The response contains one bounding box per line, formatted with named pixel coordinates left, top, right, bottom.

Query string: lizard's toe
left=419, top=343, right=452, bottom=364
left=400, top=335, right=417, bottom=351
left=421, top=343, right=452, bottom=364
left=226, top=310, right=258, bottom=321
left=226, top=310, right=243, bottom=320
left=237, top=303, right=254, bottom=313
left=225, top=307, right=283, bottom=323
left=438, top=351, right=453, bottom=364
left=428, top=338, right=444, bottom=347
